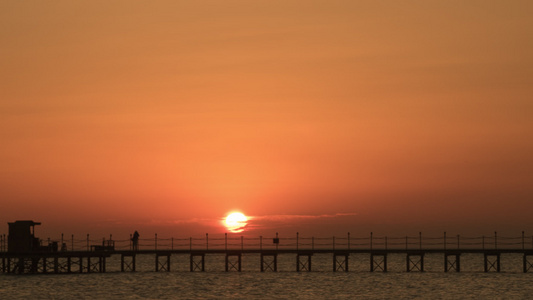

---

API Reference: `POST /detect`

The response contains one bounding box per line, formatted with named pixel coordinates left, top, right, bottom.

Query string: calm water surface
left=1, top=254, right=532, bottom=299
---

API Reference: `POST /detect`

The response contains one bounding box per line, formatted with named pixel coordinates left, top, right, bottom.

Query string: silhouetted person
left=132, top=231, right=140, bottom=251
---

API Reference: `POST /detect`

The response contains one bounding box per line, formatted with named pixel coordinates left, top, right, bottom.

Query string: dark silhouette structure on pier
left=2, top=220, right=533, bottom=274
left=8, top=221, right=41, bottom=253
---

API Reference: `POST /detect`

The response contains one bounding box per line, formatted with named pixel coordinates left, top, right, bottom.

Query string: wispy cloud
left=238, top=212, right=358, bottom=232
left=99, top=213, right=357, bottom=234
left=143, top=213, right=357, bottom=226
left=249, top=213, right=357, bottom=221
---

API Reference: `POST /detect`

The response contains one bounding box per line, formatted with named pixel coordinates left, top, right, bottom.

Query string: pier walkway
left=2, top=232, right=533, bottom=274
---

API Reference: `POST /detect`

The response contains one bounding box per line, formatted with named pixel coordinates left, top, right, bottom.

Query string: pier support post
left=523, top=253, right=533, bottom=273
left=297, top=253, right=312, bottom=272
left=8, top=257, right=13, bottom=274
left=444, top=253, right=461, bottom=272
left=225, top=253, right=242, bottom=272
left=100, top=256, right=106, bottom=273
left=156, top=253, right=171, bottom=272
left=78, top=257, right=83, bottom=273
left=54, top=257, right=59, bottom=274
left=484, top=253, right=501, bottom=272
left=370, top=253, right=387, bottom=272
left=333, top=253, right=349, bottom=272
left=30, top=257, right=39, bottom=273
left=261, top=253, right=277, bottom=272
left=42, top=257, right=47, bottom=274
left=121, top=254, right=136, bottom=272
left=46, top=257, right=70, bottom=274
left=190, top=253, right=205, bottom=272
left=406, top=253, right=424, bottom=272
left=16, top=257, right=24, bottom=274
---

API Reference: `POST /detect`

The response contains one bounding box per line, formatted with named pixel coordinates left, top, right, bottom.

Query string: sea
left=1, top=253, right=532, bottom=299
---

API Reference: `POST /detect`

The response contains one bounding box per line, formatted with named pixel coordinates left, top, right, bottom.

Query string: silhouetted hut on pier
left=8, top=220, right=42, bottom=253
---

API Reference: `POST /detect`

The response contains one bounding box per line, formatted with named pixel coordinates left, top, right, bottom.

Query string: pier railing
left=1, top=232, right=532, bottom=252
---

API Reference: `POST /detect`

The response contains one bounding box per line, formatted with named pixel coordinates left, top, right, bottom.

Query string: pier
left=1, top=222, right=533, bottom=274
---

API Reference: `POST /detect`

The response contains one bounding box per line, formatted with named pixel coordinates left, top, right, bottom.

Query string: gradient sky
left=1, top=1, right=532, bottom=239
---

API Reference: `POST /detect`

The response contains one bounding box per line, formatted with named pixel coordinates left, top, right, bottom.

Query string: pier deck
left=2, top=231, right=533, bottom=274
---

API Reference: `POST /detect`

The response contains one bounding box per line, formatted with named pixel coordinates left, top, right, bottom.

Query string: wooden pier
left=2, top=230, right=533, bottom=274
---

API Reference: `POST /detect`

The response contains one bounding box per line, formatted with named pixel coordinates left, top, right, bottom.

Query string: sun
left=225, top=212, right=248, bottom=233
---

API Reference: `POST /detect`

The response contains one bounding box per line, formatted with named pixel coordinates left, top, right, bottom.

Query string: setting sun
left=225, top=212, right=248, bottom=233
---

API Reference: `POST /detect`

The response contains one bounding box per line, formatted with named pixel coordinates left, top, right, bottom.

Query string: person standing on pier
left=132, top=231, right=140, bottom=251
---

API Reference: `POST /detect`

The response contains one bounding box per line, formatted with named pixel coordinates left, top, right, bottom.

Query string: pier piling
left=370, top=253, right=387, bottom=272
left=190, top=253, right=205, bottom=272
left=484, top=253, right=501, bottom=272
left=225, top=252, right=242, bottom=272
left=445, top=253, right=461, bottom=272
left=261, top=253, right=277, bottom=272
left=121, top=254, right=136, bottom=272
left=523, top=253, right=533, bottom=273
left=333, top=253, right=349, bottom=272
left=406, top=253, right=424, bottom=272
left=296, top=253, right=312, bottom=272
left=156, top=253, right=171, bottom=272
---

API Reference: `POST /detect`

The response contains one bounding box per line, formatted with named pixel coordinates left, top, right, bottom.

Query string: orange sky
left=1, top=1, right=532, bottom=239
